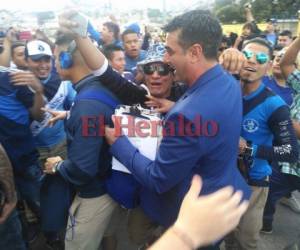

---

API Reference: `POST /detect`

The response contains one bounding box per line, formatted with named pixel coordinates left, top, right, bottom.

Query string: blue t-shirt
left=0, top=72, right=38, bottom=173
left=125, top=50, right=146, bottom=73
left=262, top=76, right=294, bottom=106
left=266, top=33, right=277, bottom=46
left=242, top=83, right=286, bottom=180
left=30, top=73, right=76, bottom=148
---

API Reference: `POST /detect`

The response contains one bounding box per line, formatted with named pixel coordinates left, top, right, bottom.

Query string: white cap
left=26, top=40, right=52, bottom=60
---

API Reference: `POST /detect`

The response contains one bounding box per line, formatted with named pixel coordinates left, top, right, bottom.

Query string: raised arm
left=280, top=36, right=300, bottom=79
left=58, top=12, right=148, bottom=105
left=245, top=6, right=255, bottom=22
left=0, top=32, right=13, bottom=67
left=58, top=12, right=105, bottom=71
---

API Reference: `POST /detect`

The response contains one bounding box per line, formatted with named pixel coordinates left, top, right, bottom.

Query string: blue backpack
left=76, top=89, right=141, bottom=209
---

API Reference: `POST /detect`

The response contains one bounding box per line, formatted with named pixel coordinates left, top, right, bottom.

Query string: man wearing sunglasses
left=230, top=38, right=299, bottom=250
left=138, top=43, right=187, bottom=102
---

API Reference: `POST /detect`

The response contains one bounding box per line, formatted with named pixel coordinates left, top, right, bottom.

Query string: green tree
left=214, top=0, right=300, bottom=23
left=214, top=0, right=235, bottom=10
left=216, top=4, right=244, bottom=23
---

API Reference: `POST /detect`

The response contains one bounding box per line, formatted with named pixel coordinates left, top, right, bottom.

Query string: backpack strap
left=75, top=89, right=120, bottom=109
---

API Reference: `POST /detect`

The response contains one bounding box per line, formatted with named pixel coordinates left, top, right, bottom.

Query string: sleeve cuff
left=92, top=58, right=108, bottom=77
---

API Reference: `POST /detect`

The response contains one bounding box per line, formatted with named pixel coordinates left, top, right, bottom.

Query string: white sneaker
left=280, top=196, right=300, bottom=213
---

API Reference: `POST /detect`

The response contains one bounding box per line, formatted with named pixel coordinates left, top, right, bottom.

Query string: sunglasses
left=143, top=64, right=173, bottom=76
left=242, top=50, right=269, bottom=64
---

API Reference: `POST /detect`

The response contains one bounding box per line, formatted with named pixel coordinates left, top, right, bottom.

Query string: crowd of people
left=0, top=5, right=299, bottom=250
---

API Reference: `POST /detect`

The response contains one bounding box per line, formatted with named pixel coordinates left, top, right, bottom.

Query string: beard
left=240, top=70, right=256, bottom=84
left=241, top=78, right=254, bottom=84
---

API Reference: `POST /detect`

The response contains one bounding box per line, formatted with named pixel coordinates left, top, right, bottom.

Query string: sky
left=0, top=0, right=206, bottom=12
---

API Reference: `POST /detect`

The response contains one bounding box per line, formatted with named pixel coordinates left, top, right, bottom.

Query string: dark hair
left=121, top=29, right=138, bottom=41
left=163, top=10, right=222, bottom=59
left=54, top=32, right=77, bottom=59
left=221, top=35, right=229, bottom=44
left=103, top=22, right=120, bottom=41
left=273, top=44, right=283, bottom=52
left=243, top=37, right=273, bottom=58
left=228, top=32, right=238, bottom=47
left=279, top=30, right=292, bottom=39
left=103, top=44, right=124, bottom=60
left=11, top=41, right=25, bottom=56
left=242, top=22, right=260, bottom=34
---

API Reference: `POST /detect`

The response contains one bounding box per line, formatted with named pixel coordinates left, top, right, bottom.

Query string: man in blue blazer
left=106, top=9, right=251, bottom=230
left=58, top=10, right=252, bottom=250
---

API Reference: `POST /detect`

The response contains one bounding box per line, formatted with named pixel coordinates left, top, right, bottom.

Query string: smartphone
left=69, top=13, right=88, bottom=37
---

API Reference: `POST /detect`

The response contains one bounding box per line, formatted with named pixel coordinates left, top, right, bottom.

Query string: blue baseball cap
left=126, top=23, right=141, bottom=34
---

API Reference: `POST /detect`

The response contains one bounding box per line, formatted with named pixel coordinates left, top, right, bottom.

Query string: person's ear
left=265, top=59, right=273, bottom=74
left=188, top=44, right=203, bottom=64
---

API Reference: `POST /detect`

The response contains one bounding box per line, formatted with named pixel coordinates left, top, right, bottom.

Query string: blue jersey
left=125, top=50, right=146, bottom=73
left=266, top=33, right=277, bottom=46
left=58, top=75, right=119, bottom=198
left=0, top=72, right=38, bottom=173
left=242, top=83, right=298, bottom=180
left=30, top=72, right=76, bottom=148
left=262, top=76, right=294, bottom=106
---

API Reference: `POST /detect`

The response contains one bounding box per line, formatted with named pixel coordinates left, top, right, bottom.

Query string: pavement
left=257, top=192, right=300, bottom=250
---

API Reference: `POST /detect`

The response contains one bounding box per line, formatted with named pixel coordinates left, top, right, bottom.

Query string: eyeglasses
left=242, top=50, right=269, bottom=64
left=143, top=64, right=173, bottom=76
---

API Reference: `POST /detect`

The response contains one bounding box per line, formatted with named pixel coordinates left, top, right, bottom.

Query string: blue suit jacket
left=111, top=64, right=251, bottom=226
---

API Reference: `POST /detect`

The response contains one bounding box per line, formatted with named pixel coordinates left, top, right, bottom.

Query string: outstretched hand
left=58, top=10, right=80, bottom=38
left=145, top=95, right=175, bottom=113
left=41, top=108, right=68, bottom=127
left=219, top=48, right=246, bottom=74
left=174, top=175, right=248, bottom=248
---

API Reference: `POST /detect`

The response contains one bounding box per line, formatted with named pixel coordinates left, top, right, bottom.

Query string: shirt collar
left=243, top=82, right=265, bottom=100
left=74, top=74, right=95, bottom=93
left=183, top=64, right=224, bottom=97
left=40, top=73, right=52, bottom=85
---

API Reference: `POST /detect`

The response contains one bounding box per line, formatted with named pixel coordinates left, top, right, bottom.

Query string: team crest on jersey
left=243, top=119, right=259, bottom=133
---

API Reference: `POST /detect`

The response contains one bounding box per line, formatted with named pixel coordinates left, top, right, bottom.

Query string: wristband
left=171, top=225, right=196, bottom=250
